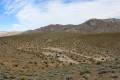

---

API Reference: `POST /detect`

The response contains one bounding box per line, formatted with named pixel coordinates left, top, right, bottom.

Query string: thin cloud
left=1, top=0, right=120, bottom=31
left=1, top=0, right=27, bottom=14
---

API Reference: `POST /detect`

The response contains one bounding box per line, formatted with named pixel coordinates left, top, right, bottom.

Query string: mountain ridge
left=1, top=18, right=120, bottom=37
left=25, top=18, right=120, bottom=34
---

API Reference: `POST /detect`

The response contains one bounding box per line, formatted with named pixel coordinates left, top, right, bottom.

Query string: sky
left=0, top=0, right=120, bottom=31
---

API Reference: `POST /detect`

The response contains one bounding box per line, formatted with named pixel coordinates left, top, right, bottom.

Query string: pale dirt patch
left=42, top=47, right=111, bottom=62
left=43, top=47, right=65, bottom=53
left=42, top=51, right=79, bottom=64
left=57, top=54, right=79, bottom=64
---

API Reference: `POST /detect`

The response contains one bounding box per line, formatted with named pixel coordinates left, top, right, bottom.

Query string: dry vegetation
left=0, top=32, right=120, bottom=80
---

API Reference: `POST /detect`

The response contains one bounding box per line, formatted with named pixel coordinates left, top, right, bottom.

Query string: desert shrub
left=80, top=70, right=91, bottom=75
left=65, top=76, right=73, bottom=80
left=96, top=61, right=102, bottom=65
left=111, top=75, right=118, bottom=79
left=20, top=77, right=28, bottom=80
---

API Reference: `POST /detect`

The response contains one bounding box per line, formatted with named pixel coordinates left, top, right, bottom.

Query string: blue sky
left=0, top=0, right=120, bottom=31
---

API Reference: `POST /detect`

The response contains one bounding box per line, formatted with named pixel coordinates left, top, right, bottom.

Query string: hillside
left=0, top=32, right=120, bottom=80
left=26, top=18, right=120, bottom=34
left=0, top=18, right=120, bottom=80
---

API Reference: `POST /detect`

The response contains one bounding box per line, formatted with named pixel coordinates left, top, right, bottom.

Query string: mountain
left=25, top=24, right=76, bottom=33
left=26, top=18, right=120, bottom=34
left=68, top=18, right=120, bottom=33
left=0, top=31, right=22, bottom=37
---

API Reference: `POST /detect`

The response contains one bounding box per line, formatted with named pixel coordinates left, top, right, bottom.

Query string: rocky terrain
left=0, top=32, right=120, bottom=80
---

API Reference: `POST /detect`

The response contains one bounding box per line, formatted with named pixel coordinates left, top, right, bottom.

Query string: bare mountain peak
left=86, top=18, right=120, bottom=23
left=103, top=18, right=120, bottom=23
left=85, top=18, right=102, bottom=26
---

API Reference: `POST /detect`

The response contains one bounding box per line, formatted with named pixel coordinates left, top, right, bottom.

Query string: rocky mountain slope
left=27, top=18, right=120, bottom=33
